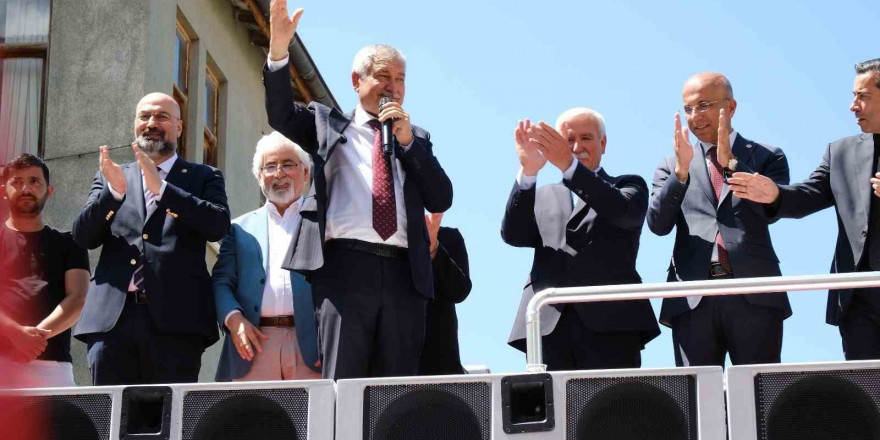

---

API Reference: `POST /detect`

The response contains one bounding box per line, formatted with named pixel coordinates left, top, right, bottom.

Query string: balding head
left=681, top=72, right=737, bottom=144
left=134, top=92, right=183, bottom=158
left=556, top=107, right=607, bottom=171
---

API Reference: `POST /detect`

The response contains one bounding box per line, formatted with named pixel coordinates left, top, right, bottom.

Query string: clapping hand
left=514, top=119, right=546, bottom=176
left=528, top=121, right=574, bottom=172
left=99, top=145, right=126, bottom=194
left=673, top=113, right=694, bottom=182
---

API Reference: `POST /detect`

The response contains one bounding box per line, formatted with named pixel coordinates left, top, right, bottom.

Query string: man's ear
left=600, top=135, right=607, bottom=155
left=46, top=184, right=55, bottom=200
left=351, top=71, right=361, bottom=90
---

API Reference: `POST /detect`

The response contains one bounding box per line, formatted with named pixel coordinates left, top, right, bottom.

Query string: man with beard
left=729, top=59, right=880, bottom=360
left=265, top=3, right=452, bottom=379
left=213, top=132, right=321, bottom=381
left=0, top=154, right=89, bottom=387
left=72, top=92, right=230, bottom=385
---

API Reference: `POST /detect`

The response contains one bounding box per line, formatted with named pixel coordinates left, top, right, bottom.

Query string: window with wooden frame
left=203, top=65, right=220, bottom=167
left=0, top=0, right=51, bottom=162
left=172, top=22, right=190, bottom=160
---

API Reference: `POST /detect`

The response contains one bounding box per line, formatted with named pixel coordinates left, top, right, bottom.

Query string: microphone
left=379, top=96, right=394, bottom=157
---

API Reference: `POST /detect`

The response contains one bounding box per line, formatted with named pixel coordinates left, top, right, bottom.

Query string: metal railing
left=525, top=271, right=880, bottom=372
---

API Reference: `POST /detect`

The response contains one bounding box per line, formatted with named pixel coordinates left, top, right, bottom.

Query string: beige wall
left=42, top=0, right=272, bottom=384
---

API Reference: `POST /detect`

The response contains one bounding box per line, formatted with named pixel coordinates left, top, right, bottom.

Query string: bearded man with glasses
left=647, top=73, right=792, bottom=368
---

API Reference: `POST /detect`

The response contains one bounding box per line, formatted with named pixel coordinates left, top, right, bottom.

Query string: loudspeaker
left=170, top=379, right=335, bottom=440
left=335, top=366, right=725, bottom=440
left=727, top=360, right=880, bottom=440
left=0, top=385, right=120, bottom=440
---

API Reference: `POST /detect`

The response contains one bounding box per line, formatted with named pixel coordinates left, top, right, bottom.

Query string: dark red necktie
left=707, top=147, right=731, bottom=271
left=368, top=120, right=397, bottom=241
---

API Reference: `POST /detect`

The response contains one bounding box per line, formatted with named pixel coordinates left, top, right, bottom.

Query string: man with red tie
left=647, top=73, right=792, bottom=367
left=264, top=2, right=452, bottom=379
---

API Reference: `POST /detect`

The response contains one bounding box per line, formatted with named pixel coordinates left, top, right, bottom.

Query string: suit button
left=260, top=278, right=265, bottom=284
left=130, top=259, right=137, bottom=266
left=142, top=234, right=149, bottom=240
left=339, top=135, right=347, bottom=144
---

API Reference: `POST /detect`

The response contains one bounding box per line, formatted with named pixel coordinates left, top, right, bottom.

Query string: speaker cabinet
left=171, top=380, right=335, bottom=440
left=0, top=385, right=121, bottom=440
left=335, top=367, right=725, bottom=440
left=727, top=360, right=880, bottom=440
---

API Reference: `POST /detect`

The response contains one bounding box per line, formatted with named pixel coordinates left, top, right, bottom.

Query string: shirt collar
left=354, top=105, right=378, bottom=128
left=266, top=195, right=303, bottom=220
left=700, top=130, right=738, bottom=155
left=155, top=152, right=178, bottom=175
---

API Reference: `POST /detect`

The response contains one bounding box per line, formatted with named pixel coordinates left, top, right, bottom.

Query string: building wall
left=42, top=0, right=270, bottom=384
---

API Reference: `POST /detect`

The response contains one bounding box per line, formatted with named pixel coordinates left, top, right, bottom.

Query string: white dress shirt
left=268, top=54, right=409, bottom=247
left=225, top=198, right=304, bottom=327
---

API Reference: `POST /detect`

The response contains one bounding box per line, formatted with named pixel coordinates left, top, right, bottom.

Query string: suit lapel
left=719, top=134, right=757, bottom=205
left=124, top=163, right=146, bottom=223
left=146, top=158, right=187, bottom=224
left=324, top=108, right=353, bottom=160
left=535, top=184, right=572, bottom=251
left=255, top=206, right=270, bottom=275
left=854, top=133, right=874, bottom=229
left=691, top=145, right=716, bottom=205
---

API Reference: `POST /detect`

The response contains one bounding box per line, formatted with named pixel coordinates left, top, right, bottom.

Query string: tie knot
left=367, top=119, right=381, bottom=132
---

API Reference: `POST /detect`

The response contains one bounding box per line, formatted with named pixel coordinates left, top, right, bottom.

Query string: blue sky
left=288, top=0, right=880, bottom=373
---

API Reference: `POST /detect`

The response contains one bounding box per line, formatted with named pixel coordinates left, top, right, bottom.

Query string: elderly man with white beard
left=73, top=92, right=230, bottom=385
left=212, top=132, right=322, bottom=381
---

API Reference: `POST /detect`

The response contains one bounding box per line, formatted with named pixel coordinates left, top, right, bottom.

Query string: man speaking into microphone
left=264, top=1, right=452, bottom=379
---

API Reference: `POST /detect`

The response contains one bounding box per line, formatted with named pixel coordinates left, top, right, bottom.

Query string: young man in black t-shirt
left=0, top=154, right=89, bottom=387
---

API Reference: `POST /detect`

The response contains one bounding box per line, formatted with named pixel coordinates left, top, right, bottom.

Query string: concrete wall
left=42, top=0, right=271, bottom=385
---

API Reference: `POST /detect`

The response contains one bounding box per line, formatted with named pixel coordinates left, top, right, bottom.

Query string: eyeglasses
left=136, top=112, right=178, bottom=123
left=261, top=162, right=300, bottom=175
left=682, top=99, right=729, bottom=115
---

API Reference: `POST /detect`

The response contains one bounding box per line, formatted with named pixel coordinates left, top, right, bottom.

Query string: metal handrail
left=524, top=271, right=880, bottom=372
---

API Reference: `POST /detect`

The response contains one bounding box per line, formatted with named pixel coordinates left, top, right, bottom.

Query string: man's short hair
left=351, top=44, right=407, bottom=77
left=252, top=131, right=312, bottom=192
left=556, top=107, right=607, bottom=139
left=2, top=153, right=50, bottom=185
left=855, top=59, right=880, bottom=89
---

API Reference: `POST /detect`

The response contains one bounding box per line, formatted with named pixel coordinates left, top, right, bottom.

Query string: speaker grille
left=2, top=393, right=112, bottom=440
left=180, top=388, right=310, bottom=440
left=755, top=368, right=880, bottom=440
left=566, top=375, right=697, bottom=440
left=363, top=382, right=491, bottom=440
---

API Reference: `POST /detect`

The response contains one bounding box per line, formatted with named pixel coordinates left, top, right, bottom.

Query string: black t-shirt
left=0, top=224, right=89, bottom=362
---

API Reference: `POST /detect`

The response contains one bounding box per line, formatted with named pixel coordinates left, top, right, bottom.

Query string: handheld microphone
left=379, top=96, right=394, bottom=157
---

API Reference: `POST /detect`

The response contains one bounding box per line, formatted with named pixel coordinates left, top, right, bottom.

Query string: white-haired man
left=264, top=3, right=452, bottom=379
left=213, top=132, right=321, bottom=381
left=503, top=108, right=660, bottom=370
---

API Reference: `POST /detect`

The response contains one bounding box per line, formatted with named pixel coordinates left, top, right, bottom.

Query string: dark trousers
left=839, top=294, right=880, bottom=361
left=671, top=294, right=783, bottom=367
left=86, top=295, right=204, bottom=385
left=312, top=244, right=427, bottom=380
left=541, top=306, right=642, bottom=371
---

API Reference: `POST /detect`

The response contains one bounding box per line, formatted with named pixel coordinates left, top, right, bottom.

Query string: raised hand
left=269, top=0, right=304, bottom=61
left=528, top=121, right=573, bottom=172
left=378, top=100, right=413, bottom=146
left=425, top=212, right=443, bottom=259
left=716, top=108, right=733, bottom=168
left=728, top=172, right=780, bottom=203
left=226, top=312, right=268, bottom=361
left=673, top=113, right=694, bottom=182
left=132, top=143, right=162, bottom=195
left=99, top=145, right=126, bottom=194
left=514, top=119, right=546, bottom=176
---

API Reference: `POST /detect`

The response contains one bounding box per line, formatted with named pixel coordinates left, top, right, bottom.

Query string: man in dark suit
left=503, top=108, right=660, bottom=371
left=730, top=59, right=880, bottom=360
left=72, top=92, right=230, bottom=385
left=419, top=213, right=472, bottom=376
left=264, top=2, right=452, bottom=379
left=648, top=73, right=791, bottom=367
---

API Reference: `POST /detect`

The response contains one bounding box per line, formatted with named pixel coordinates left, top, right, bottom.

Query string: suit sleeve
left=773, top=143, right=834, bottom=219
left=432, top=227, right=472, bottom=304
left=263, top=64, right=320, bottom=154
left=398, top=131, right=453, bottom=213
left=158, top=167, right=231, bottom=242
left=737, top=146, right=791, bottom=222
left=647, top=157, right=688, bottom=236
left=71, top=170, right=125, bottom=250
left=565, top=164, right=647, bottom=231
left=212, top=225, right=241, bottom=331
left=501, top=181, right=542, bottom=248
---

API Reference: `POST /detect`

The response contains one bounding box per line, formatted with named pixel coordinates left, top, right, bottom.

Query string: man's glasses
left=261, top=162, right=300, bottom=175
left=682, top=99, right=729, bottom=115
left=136, top=112, right=177, bottom=123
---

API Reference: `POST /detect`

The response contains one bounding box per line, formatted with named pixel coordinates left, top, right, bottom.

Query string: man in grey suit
left=503, top=108, right=660, bottom=370
left=648, top=73, right=791, bottom=367
left=264, top=3, right=452, bottom=379
left=730, top=59, right=880, bottom=360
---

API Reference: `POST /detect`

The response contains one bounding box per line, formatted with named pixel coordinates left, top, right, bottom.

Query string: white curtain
left=0, top=0, right=50, bottom=164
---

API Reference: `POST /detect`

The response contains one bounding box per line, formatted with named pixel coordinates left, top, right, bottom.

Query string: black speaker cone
left=576, top=382, right=688, bottom=440
left=371, top=388, right=483, bottom=440
left=191, top=394, right=299, bottom=440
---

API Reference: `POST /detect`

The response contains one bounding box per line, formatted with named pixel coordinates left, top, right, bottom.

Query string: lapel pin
left=746, top=143, right=753, bottom=149
left=181, top=168, right=188, bottom=173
